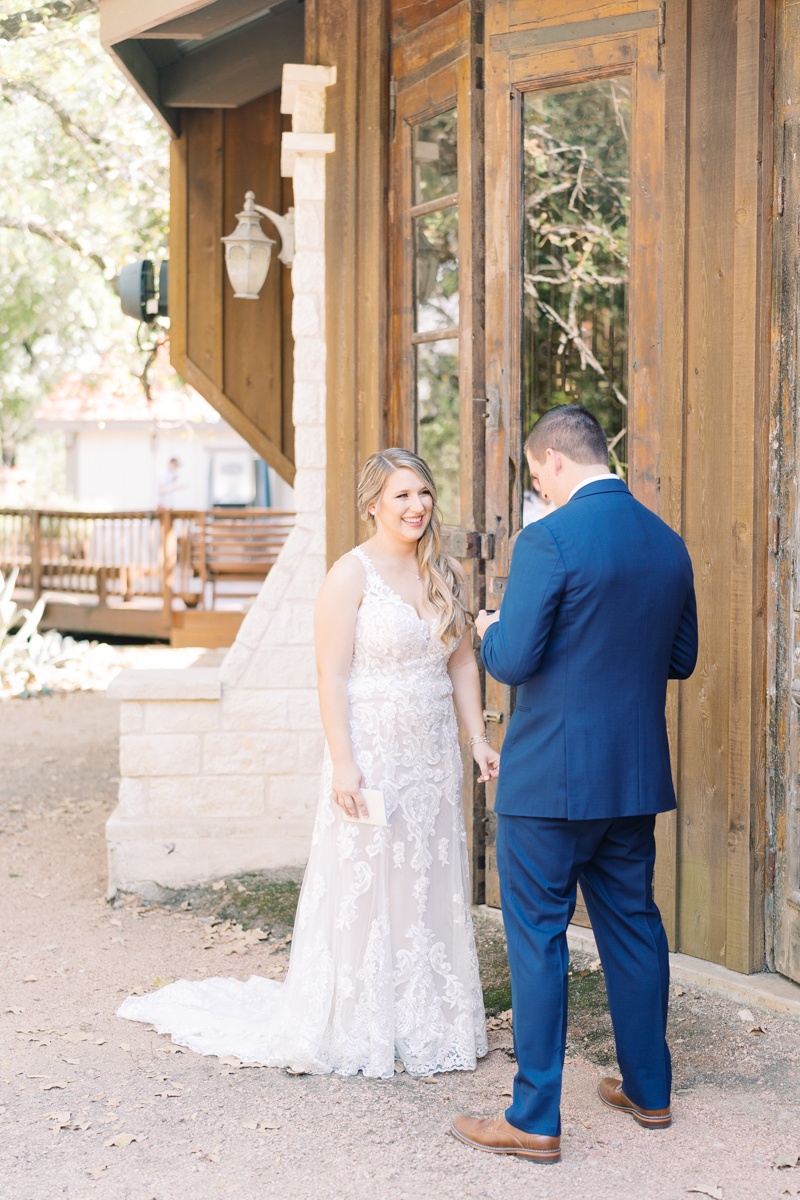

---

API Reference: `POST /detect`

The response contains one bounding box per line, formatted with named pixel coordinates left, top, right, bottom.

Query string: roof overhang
left=99, top=0, right=305, bottom=135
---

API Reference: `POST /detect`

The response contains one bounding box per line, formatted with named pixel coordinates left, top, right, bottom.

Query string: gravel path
left=1, top=688, right=799, bottom=1200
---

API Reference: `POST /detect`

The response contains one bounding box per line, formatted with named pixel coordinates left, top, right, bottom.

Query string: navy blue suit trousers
left=498, top=813, right=671, bottom=1135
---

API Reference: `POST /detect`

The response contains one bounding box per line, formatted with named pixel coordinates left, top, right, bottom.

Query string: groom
left=452, top=405, right=697, bottom=1164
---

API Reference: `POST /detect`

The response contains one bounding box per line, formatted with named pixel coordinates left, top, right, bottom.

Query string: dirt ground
left=2, top=686, right=800, bottom=1200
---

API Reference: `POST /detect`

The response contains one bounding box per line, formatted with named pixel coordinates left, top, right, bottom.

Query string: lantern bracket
left=251, top=202, right=295, bottom=266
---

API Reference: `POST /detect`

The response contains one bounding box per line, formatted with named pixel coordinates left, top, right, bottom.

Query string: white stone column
left=214, top=64, right=336, bottom=843
left=105, top=66, right=336, bottom=896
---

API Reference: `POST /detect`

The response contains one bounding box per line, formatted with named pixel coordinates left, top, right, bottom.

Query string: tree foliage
left=0, top=0, right=169, bottom=462
left=522, top=79, right=630, bottom=476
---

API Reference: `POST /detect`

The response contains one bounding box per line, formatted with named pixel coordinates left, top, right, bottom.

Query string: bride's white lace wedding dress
left=118, top=546, right=487, bottom=1078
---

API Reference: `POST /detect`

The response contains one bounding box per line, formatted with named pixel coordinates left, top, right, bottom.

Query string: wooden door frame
left=483, top=5, right=669, bottom=915
left=388, top=0, right=488, bottom=902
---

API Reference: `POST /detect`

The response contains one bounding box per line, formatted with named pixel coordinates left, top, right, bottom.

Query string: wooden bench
left=189, top=510, right=295, bottom=604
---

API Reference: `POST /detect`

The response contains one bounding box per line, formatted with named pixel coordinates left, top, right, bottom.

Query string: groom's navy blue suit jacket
left=481, top=477, right=698, bottom=820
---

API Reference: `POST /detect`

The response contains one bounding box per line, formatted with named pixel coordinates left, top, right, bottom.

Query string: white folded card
left=341, top=788, right=388, bottom=826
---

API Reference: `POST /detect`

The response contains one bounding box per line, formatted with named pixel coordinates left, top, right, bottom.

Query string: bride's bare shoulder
left=317, top=550, right=366, bottom=605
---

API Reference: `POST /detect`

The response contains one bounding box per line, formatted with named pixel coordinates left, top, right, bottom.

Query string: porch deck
left=0, top=508, right=294, bottom=646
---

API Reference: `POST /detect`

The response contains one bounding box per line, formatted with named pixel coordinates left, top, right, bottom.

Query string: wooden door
left=388, top=0, right=488, bottom=899
left=482, top=1, right=665, bottom=909
left=770, top=85, right=800, bottom=983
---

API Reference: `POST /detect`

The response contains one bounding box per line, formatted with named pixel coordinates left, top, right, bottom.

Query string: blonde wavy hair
left=356, top=448, right=470, bottom=644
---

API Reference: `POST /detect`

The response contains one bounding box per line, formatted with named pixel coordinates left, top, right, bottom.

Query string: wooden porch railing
left=0, top=508, right=295, bottom=638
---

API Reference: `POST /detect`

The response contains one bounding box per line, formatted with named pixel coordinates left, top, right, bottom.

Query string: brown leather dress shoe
left=597, top=1076, right=672, bottom=1128
left=450, top=1113, right=561, bottom=1163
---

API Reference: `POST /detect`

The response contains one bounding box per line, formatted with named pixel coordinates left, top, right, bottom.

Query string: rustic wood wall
left=169, top=90, right=296, bottom=485
left=767, top=0, right=800, bottom=985
left=311, top=0, right=774, bottom=970
left=672, top=0, right=772, bottom=973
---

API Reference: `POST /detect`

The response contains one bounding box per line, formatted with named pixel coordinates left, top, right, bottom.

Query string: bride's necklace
left=376, top=552, right=420, bottom=581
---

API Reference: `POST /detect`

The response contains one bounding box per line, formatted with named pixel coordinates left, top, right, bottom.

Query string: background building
left=98, top=0, right=800, bottom=991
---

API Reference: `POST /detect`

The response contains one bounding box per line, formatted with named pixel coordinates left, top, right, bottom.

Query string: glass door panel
left=411, top=110, right=461, bottom=525
left=522, top=78, right=630, bottom=499
left=483, top=9, right=664, bottom=910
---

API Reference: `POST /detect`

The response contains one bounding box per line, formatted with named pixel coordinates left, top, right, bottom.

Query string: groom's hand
left=475, top=609, right=500, bottom=640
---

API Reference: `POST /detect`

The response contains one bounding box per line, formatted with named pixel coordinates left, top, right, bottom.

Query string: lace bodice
left=118, top=545, right=487, bottom=1079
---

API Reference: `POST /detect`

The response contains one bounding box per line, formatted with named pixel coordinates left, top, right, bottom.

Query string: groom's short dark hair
left=524, top=405, right=608, bottom=466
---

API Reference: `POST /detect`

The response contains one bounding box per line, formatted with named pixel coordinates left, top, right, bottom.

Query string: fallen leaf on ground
left=62, top=1058, right=79, bottom=1066
left=748, top=1025, right=767, bottom=1035
left=46, top=1111, right=71, bottom=1126
left=500, top=1089, right=513, bottom=1097
left=394, top=1061, right=405, bottom=1074
left=419, top=1075, right=437, bottom=1083
left=95, top=1038, right=106, bottom=1046
left=5, top=1006, right=23, bottom=1014
left=776, top=1155, right=800, bottom=1169
left=212, top=881, right=226, bottom=891
left=104, top=1133, right=139, bottom=1148
left=86, top=1166, right=107, bottom=1179
left=23, top=976, right=37, bottom=983
left=152, top=978, right=174, bottom=989
left=190, top=1145, right=220, bottom=1162
left=119, top=1043, right=131, bottom=1053
left=687, top=1185, right=723, bottom=1199
left=242, top=1120, right=258, bottom=1129
left=737, top=1009, right=755, bottom=1023
left=219, top=1056, right=241, bottom=1069
left=674, top=986, right=686, bottom=996
left=40, top=1082, right=68, bottom=1091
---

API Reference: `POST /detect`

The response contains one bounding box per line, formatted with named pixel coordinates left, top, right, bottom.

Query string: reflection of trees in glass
left=413, top=112, right=458, bottom=204
left=522, top=79, right=630, bottom=478
left=416, top=341, right=459, bottom=525
left=414, top=208, right=459, bottom=331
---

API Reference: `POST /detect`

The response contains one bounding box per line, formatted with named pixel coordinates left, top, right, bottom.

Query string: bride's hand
left=331, top=760, right=368, bottom=819
left=473, top=742, right=500, bottom=784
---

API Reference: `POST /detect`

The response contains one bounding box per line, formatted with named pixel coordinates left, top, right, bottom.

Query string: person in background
left=157, top=456, right=186, bottom=510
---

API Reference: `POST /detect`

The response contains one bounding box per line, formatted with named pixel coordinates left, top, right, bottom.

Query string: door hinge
left=475, top=56, right=484, bottom=90
left=483, top=709, right=504, bottom=724
left=777, top=174, right=786, bottom=216
left=440, top=528, right=495, bottom=559
left=389, top=76, right=397, bottom=143
left=657, top=1, right=666, bottom=73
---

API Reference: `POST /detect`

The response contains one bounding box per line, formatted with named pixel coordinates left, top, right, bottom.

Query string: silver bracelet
left=468, top=734, right=490, bottom=746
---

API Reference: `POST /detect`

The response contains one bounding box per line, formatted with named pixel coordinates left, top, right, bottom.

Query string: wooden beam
left=356, top=0, right=388, bottom=472
left=181, top=358, right=297, bottom=484
left=138, top=0, right=278, bottom=39
left=654, top=0, right=690, bottom=950
left=725, top=0, right=772, bottom=974
left=109, top=40, right=179, bottom=134
left=160, top=4, right=305, bottom=108
left=169, top=135, right=189, bottom=377
left=320, top=0, right=360, bottom=566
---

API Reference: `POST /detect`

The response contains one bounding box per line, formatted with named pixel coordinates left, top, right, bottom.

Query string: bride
left=118, top=447, right=497, bottom=1078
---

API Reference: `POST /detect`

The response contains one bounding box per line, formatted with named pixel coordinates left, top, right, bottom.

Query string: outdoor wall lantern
left=221, top=191, right=295, bottom=299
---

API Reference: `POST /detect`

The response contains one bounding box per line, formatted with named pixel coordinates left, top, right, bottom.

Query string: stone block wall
left=105, top=65, right=337, bottom=897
